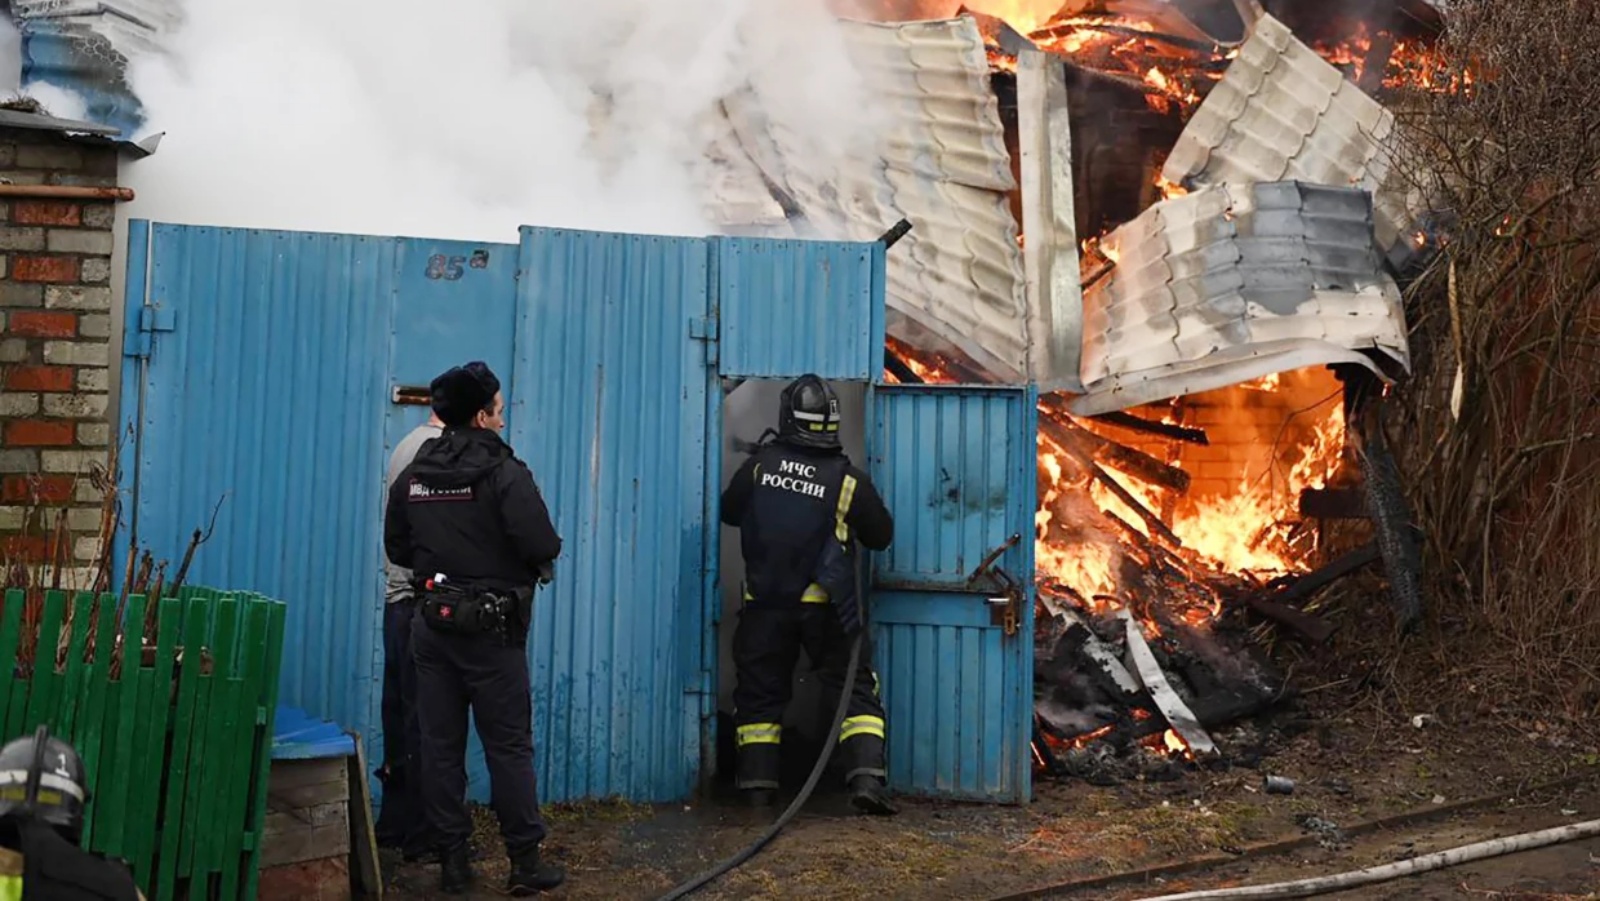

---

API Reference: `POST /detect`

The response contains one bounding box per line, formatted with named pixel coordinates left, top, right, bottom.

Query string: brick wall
left=1084, top=368, right=1350, bottom=512
left=0, top=126, right=120, bottom=588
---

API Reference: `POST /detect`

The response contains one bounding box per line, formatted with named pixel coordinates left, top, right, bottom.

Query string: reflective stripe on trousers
left=736, top=722, right=782, bottom=746
left=840, top=715, right=885, bottom=743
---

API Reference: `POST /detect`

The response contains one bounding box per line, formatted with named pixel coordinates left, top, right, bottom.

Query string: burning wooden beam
left=1089, top=410, right=1209, bottom=446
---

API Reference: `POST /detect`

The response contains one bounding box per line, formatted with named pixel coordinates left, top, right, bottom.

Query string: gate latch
left=967, top=533, right=1024, bottom=637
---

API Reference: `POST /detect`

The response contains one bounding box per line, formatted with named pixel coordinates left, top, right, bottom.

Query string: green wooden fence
left=1, top=586, right=287, bottom=901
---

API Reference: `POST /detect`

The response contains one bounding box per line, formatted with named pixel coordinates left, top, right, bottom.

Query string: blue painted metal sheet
left=715, top=237, right=884, bottom=381
left=868, top=385, right=1036, bottom=804
left=118, top=224, right=521, bottom=798
left=380, top=238, right=520, bottom=803
left=123, top=224, right=395, bottom=741
left=509, top=227, right=715, bottom=804
left=271, top=706, right=356, bottom=761
left=871, top=386, right=1029, bottom=591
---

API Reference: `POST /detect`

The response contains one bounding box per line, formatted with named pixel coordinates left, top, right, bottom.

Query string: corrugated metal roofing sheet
left=1069, top=180, right=1410, bottom=416
left=11, top=0, right=173, bottom=135
left=1160, top=13, right=1423, bottom=269
left=714, top=16, right=1031, bottom=383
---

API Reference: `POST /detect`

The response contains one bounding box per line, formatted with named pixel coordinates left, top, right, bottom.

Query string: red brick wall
left=1083, top=368, right=1349, bottom=513
left=0, top=126, right=120, bottom=584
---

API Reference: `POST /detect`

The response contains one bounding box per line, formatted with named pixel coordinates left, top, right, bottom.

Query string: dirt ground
left=380, top=692, right=1600, bottom=901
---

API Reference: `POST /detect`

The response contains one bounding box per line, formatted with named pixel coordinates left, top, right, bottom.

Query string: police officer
left=0, top=725, right=144, bottom=900
left=720, top=374, right=898, bottom=816
left=375, top=409, right=443, bottom=860
left=383, top=362, right=564, bottom=896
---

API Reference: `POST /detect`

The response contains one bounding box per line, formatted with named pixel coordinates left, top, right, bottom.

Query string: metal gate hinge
left=123, top=305, right=176, bottom=360
left=140, top=305, right=176, bottom=333
left=689, top=315, right=719, bottom=366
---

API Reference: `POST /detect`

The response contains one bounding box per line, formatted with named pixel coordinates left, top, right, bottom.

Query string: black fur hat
left=430, top=361, right=500, bottom=427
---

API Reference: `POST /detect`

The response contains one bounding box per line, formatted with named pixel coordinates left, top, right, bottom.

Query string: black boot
left=507, top=846, right=566, bottom=896
left=849, top=775, right=898, bottom=816
left=439, top=844, right=474, bottom=895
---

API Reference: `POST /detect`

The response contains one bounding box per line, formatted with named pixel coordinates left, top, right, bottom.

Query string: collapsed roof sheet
left=719, top=16, right=1031, bottom=382
left=1070, top=180, right=1410, bottom=416
left=1160, top=14, right=1424, bottom=269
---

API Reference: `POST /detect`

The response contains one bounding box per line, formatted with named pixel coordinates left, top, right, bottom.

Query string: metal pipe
left=1132, top=817, right=1600, bottom=901
left=0, top=184, right=135, bottom=201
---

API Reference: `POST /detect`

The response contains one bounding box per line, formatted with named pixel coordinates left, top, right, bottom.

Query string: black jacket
left=720, top=441, right=893, bottom=604
left=384, top=428, right=561, bottom=593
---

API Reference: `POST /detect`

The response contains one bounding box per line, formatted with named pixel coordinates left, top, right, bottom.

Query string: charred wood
left=1090, top=410, right=1210, bottom=446
left=1358, top=30, right=1398, bottom=94
left=1244, top=594, right=1336, bottom=644
left=1298, top=487, right=1367, bottom=520
left=1273, top=542, right=1382, bottom=609
left=1354, top=419, right=1425, bottom=630
left=883, top=349, right=923, bottom=385
left=1040, top=398, right=1192, bottom=493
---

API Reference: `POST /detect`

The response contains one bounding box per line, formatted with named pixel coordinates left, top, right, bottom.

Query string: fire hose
left=651, top=217, right=915, bottom=901
left=648, top=561, right=867, bottom=901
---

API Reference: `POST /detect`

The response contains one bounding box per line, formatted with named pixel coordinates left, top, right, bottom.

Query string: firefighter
left=719, top=374, right=898, bottom=816
left=0, top=725, right=144, bottom=900
left=375, top=408, right=443, bottom=860
left=383, top=362, right=564, bottom=896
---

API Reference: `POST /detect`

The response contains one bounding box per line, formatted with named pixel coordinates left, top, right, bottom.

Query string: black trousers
left=731, top=604, right=887, bottom=790
left=412, top=611, right=548, bottom=857
left=375, top=600, right=430, bottom=855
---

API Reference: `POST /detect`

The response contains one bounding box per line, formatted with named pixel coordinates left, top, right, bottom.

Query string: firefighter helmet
left=0, top=725, right=88, bottom=843
left=778, top=374, right=842, bottom=450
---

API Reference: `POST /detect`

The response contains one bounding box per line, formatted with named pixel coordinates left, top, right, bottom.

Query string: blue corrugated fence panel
left=715, top=237, right=882, bottom=380
left=510, top=227, right=713, bottom=804
left=131, top=225, right=396, bottom=743
left=869, top=385, right=1036, bottom=804
left=872, top=386, right=1026, bottom=590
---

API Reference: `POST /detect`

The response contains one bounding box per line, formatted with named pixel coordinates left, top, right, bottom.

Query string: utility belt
left=416, top=578, right=528, bottom=639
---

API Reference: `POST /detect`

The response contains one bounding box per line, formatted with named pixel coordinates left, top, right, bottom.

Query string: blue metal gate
left=867, top=384, right=1038, bottom=804
left=119, top=220, right=894, bottom=805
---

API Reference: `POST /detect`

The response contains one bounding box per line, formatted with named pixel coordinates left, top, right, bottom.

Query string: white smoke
left=120, top=0, right=887, bottom=242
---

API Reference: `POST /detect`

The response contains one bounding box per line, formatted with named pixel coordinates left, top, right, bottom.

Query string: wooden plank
left=22, top=590, right=68, bottom=733
left=154, top=601, right=208, bottom=901
left=261, top=823, right=351, bottom=869
left=186, top=596, right=238, bottom=878
left=267, top=763, right=350, bottom=810
left=346, top=736, right=383, bottom=900
left=219, top=601, right=270, bottom=900
left=264, top=802, right=349, bottom=836
left=129, top=595, right=181, bottom=891
left=78, top=592, right=119, bottom=845
left=57, top=592, right=94, bottom=734
left=0, top=589, right=26, bottom=735
left=243, top=600, right=288, bottom=901
left=96, top=594, right=148, bottom=860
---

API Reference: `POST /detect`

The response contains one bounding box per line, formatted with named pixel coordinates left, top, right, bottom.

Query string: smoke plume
left=120, top=0, right=884, bottom=242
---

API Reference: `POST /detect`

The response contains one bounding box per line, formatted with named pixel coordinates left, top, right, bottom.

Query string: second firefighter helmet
left=0, top=724, right=88, bottom=842
left=778, top=374, right=841, bottom=450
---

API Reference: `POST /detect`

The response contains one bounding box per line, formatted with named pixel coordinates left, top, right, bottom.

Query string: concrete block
left=44, top=285, right=112, bottom=310
left=43, top=340, right=108, bottom=367
left=80, top=257, right=111, bottom=284
left=46, top=229, right=115, bottom=256
left=42, top=393, right=108, bottom=419
left=0, top=226, right=45, bottom=251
